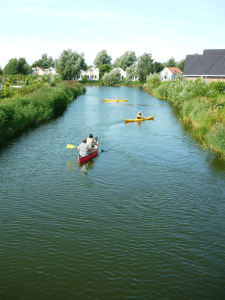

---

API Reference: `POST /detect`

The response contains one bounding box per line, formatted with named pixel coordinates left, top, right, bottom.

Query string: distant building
left=113, top=67, right=126, bottom=80
left=32, top=67, right=57, bottom=76
left=183, top=49, right=225, bottom=83
left=160, top=67, right=182, bottom=81
left=75, top=67, right=99, bottom=81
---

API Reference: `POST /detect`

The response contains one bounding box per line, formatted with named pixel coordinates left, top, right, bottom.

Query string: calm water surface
left=0, top=86, right=225, bottom=299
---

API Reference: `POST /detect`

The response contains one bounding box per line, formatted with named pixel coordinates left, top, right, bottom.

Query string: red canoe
left=78, top=145, right=99, bottom=164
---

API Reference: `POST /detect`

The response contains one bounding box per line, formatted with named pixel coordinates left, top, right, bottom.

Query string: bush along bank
left=0, top=80, right=86, bottom=144
left=144, top=74, right=225, bottom=159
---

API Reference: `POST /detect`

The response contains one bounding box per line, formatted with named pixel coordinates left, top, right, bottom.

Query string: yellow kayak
left=104, top=99, right=128, bottom=102
left=124, top=115, right=155, bottom=123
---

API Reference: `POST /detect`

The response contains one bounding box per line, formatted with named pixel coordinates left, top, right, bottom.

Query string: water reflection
left=207, top=154, right=225, bottom=172
left=78, top=160, right=95, bottom=175
left=66, top=160, right=76, bottom=172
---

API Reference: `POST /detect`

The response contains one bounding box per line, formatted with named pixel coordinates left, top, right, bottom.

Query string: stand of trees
left=3, top=58, right=31, bottom=75
left=1, top=50, right=186, bottom=82
left=31, top=54, right=55, bottom=69
left=55, top=49, right=87, bottom=80
left=94, top=50, right=112, bottom=68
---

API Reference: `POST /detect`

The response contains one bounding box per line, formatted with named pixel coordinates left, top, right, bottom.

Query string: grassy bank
left=144, top=75, right=225, bottom=159
left=0, top=80, right=86, bottom=144
left=79, top=80, right=143, bottom=86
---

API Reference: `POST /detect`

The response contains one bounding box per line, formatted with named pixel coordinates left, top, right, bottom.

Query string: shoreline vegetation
left=144, top=74, right=225, bottom=159
left=78, top=80, right=143, bottom=86
left=0, top=80, right=85, bottom=145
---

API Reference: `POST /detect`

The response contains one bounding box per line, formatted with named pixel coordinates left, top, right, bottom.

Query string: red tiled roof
left=37, top=66, right=45, bottom=71
left=167, top=67, right=182, bottom=74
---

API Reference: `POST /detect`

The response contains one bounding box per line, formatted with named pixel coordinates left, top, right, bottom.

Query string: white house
left=44, top=67, right=57, bottom=76
left=76, top=67, right=100, bottom=81
left=113, top=67, right=126, bottom=80
left=32, top=66, right=58, bottom=76
left=32, top=67, right=46, bottom=76
left=160, top=67, right=182, bottom=81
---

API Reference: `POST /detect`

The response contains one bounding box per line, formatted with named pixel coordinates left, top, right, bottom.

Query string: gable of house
left=160, top=67, right=182, bottom=81
left=202, top=49, right=225, bottom=75
left=183, top=49, right=225, bottom=77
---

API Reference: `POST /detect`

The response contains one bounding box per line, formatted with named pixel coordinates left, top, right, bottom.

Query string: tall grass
left=144, top=77, right=225, bottom=158
left=0, top=80, right=85, bottom=143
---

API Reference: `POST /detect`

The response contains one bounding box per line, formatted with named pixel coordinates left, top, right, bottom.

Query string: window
left=87, top=75, right=89, bottom=79
left=95, top=75, right=97, bottom=79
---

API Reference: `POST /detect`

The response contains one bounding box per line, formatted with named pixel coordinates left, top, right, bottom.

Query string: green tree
left=99, top=64, right=113, bottom=79
left=18, top=58, right=31, bottom=75
left=55, top=49, right=87, bottom=80
left=32, top=53, right=55, bottom=69
left=4, top=59, right=19, bottom=75
left=177, top=59, right=185, bottom=72
left=165, top=57, right=176, bottom=67
left=102, top=69, right=121, bottom=86
left=4, top=58, right=31, bottom=75
left=113, top=51, right=137, bottom=70
left=136, top=53, right=153, bottom=82
left=125, top=65, right=137, bottom=81
left=151, top=61, right=164, bottom=73
left=94, top=50, right=112, bottom=68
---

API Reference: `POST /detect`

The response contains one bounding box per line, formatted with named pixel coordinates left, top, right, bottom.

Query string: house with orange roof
left=160, top=67, right=182, bottom=81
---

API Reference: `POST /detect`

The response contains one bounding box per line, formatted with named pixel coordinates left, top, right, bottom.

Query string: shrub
left=102, top=69, right=121, bottom=86
left=210, top=81, right=225, bottom=93
left=144, top=73, right=161, bottom=92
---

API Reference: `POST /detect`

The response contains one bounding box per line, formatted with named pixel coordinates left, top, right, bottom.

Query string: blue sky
left=1, top=0, right=225, bottom=68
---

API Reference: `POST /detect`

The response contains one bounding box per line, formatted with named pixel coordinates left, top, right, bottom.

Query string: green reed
left=0, top=81, right=86, bottom=143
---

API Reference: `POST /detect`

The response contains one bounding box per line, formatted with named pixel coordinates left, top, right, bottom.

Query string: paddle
left=137, top=106, right=145, bottom=118
left=66, top=144, right=78, bottom=149
left=67, top=144, right=105, bottom=152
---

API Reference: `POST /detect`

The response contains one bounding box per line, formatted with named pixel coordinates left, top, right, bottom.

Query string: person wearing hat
left=116, top=96, right=119, bottom=100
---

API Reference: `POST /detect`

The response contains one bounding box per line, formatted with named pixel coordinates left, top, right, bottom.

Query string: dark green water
left=0, top=86, right=225, bottom=299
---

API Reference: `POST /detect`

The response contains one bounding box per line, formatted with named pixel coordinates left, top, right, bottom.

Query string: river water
left=0, top=86, right=225, bottom=299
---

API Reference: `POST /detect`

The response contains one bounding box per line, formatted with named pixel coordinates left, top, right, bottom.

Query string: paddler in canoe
left=116, top=96, right=119, bottom=100
left=86, top=134, right=98, bottom=148
left=78, top=138, right=95, bottom=157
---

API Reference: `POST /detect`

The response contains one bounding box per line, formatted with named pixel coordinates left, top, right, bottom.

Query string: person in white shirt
left=86, top=134, right=97, bottom=148
left=78, top=139, right=92, bottom=157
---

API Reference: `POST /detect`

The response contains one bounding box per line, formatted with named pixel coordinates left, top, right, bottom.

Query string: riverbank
left=79, top=80, right=143, bottom=87
left=0, top=80, right=86, bottom=144
left=144, top=75, right=225, bottom=159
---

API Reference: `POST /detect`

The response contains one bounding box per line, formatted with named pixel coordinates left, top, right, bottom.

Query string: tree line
left=1, top=50, right=185, bottom=83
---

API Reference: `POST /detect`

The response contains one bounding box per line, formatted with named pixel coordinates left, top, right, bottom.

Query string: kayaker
left=116, top=96, right=119, bottom=100
left=78, top=138, right=92, bottom=157
left=137, top=111, right=143, bottom=119
left=87, top=134, right=97, bottom=148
